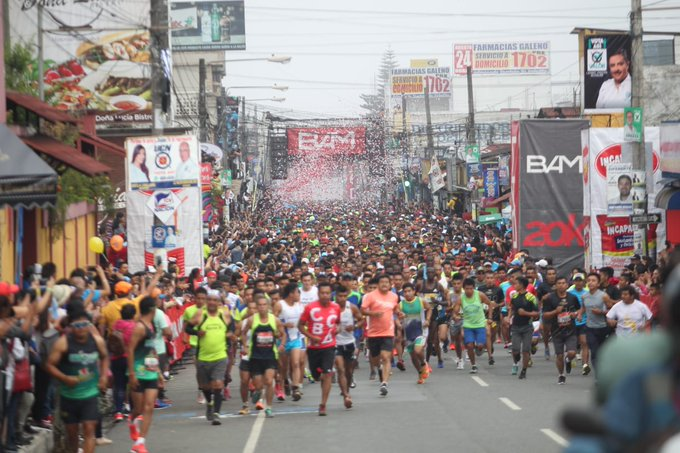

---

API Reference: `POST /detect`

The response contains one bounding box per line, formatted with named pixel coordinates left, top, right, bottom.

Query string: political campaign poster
left=597, top=216, right=635, bottom=270
left=624, top=107, right=643, bottom=143
left=170, top=0, right=246, bottom=51
left=465, top=144, right=480, bottom=164
left=453, top=41, right=550, bottom=75
left=583, top=127, right=666, bottom=270
left=498, top=155, right=510, bottom=186
left=126, top=135, right=200, bottom=190
left=583, top=34, right=632, bottom=111
left=607, top=163, right=634, bottom=217
left=127, top=188, right=202, bottom=276
left=8, top=0, right=153, bottom=128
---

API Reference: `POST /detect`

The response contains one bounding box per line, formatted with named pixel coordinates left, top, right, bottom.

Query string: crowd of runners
left=1, top=198, right=675, bottom=453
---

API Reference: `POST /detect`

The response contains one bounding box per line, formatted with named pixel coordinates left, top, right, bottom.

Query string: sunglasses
left=71, top=321, right=92, bottom=329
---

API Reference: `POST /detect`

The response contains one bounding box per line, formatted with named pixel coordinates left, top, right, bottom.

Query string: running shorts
left=60, top=396, right=99, bottom=424
left=367, top=337, right=394, bottom=358
left=307, top=347, right=335, bottom=380
left=196, top=359, right=228, bottom=387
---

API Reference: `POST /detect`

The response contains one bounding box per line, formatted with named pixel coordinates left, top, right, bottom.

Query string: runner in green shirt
left=453, top=278, right=495, bottom=374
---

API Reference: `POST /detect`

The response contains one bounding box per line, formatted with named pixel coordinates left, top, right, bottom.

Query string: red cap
left=0, top=282, right=20, bottom=297
left=207, top=271, right=217, bottom=278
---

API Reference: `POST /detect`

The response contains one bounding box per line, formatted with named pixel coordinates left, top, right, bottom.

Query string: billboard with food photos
left=8, top=0, right=153, bottom=125
left=170, top=0, right=246, bottom=51
left=583, top=34, right=633, bottom=111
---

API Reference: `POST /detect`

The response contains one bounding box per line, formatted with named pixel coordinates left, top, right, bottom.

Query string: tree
left=4, top=41, right=39, bottom=96
left=359, top=47, right=398, bottom=115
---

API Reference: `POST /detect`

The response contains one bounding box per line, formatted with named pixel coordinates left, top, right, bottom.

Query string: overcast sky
left=222, top=0, right=680, bottom=118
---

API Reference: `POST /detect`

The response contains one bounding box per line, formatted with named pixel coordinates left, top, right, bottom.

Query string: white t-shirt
left=299, top=286, right=318, bottom=307
left=596, top=75, right=632, bottom=109
left=606, top=300, right=652, bottom=337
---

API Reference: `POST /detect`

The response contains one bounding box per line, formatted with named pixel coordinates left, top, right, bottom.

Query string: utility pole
left=198, top=58, right=207, bottom=142
left=466, top=66, right=476, bottom=145
left=424, top=85, right=434, bottom=158
left=150, top=0, right=169, bottom=135
left=630, top=0, right=648, bottom=257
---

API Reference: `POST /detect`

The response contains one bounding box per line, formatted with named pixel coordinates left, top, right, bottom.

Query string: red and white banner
left=583, top=127, right=665, bottom=271
left=287, top=127, right=366, bottom=156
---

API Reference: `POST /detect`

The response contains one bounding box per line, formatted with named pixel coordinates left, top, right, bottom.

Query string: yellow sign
left=410, top=59, right=438, bottom=68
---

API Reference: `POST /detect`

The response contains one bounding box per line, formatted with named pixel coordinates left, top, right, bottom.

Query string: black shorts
left=575, top=325, right=586, bottom=336
left=132, top=378, right=158, bottom=393
left=60, top=396, right=99, bottom=424
left=367, top=337, right=394, bottom=358
left=249, top=358, right=278, bottom=376
left=307, top=348, right=335, bottom=380
left=335, top=343, right=356, bottom=362
left=239, top=358, right=250, bottom=373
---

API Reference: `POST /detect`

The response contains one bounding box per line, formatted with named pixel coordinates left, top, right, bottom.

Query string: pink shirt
left=362, top=290, right=399, bottom=338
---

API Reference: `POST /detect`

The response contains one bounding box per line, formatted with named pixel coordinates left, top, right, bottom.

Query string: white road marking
left=471, top=376, right=489, bottom=387
left=499, top=397, right=521, bottom=411
left=243, top=411, right=266, bottom=453
left=541, top=428, right=569, bottom=447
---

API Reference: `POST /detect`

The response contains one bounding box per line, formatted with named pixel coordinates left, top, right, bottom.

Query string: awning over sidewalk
left=23, top=135, right=110, bottom=176
left=0, top=124, right=58, bottom=209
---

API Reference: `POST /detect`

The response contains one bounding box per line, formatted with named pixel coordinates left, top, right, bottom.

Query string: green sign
left=624, top=107, right=643, bottom=143
left=478, top=213, right=503, bottom=224
left=221, top=169, right=232, bottom=188
left=465, top=144, right=480, bottom=164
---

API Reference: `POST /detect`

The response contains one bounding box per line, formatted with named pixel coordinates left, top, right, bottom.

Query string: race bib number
left=557, top=312, right=571, bottom=326
left=255, top=331, right=274, bottom=348
left=144, top=355, right=159, bottom=372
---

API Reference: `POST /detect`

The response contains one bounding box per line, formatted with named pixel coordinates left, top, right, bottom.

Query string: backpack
left=106, top=329, right=126, bottom=357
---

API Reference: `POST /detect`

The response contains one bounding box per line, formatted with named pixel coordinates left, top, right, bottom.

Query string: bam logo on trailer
left=298, top=131, right=357, bottom=152
left=526, top=155, right=583, bottom=174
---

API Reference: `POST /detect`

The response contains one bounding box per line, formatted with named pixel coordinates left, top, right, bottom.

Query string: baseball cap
left=301, top=258, right=310, bottom=264
left=114, top=281, right=132, bottom=296
left=409, top=265, right=418, bottom=271
left=573, top=273, right=586, bottom=281
left=536, top=259, right=548, bottom=268
left=483, top=261, right=493, bottom=267
left=207, top=271, right=217, bottom=278
left=0, top=282, right=20, bottom=297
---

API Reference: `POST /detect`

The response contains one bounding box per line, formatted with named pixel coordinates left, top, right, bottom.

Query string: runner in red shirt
left=298, top=281, right=341, bottom=416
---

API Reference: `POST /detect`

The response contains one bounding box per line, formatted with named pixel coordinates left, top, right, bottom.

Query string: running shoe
left=251, top=390, right=262, bottom=405
left=528, top=359, right=533, bottom=368
left=114, top=413, right=125, bottom=423
left=420, top=366, right=430, bottom=381
left=544, top=349, right=551, bottom=361
left=379, top=383, right=388, bottom=396
left=206, top=403, right=214, bottom=422
left=131, top=443, right=148, bottom=453
left=511, top=364, right=519, bottom=375
left=488, top=357, right=495, bottom=366
left=531, top=344, right=538, bottom=355
left=154, top=399, right=171, bottom=410
left=350, top=380, right=356, bottom=389
left=318, top=404, right=327, bottom=416
left=212, top=413, right=221, bottom=425
left=396, top=360, right=406, bottom=371
left=470, top=365, right=478, bottom=374
left=558, top=375, right=566, bottom=385
left=456, top=359, right=464, bottom=370
left=95, top=437, right=113, bottom=446
left=369, top=370, right=376, bottom=380
left=239, top=405, right=249, bottom=415
left=305, top=370, right=315, bottom=384
left=255, top=399, right=265, bottom=411
left=275, top=385, right=285, bottom=401
left=417, top=377, right=425, bottom=384
left=128, top=424, right=139, bottom=442
left=566, top=359, right=572, bottom=375
left=583, top=364, right=591, bottom=376
left=284, top=381, right=291, bottom=396
left=292, top=388, right=302, bottom=402
left=265, top=408, right=273, bottom=418
left=437, top=360, right=444, bottom=369
left=197, top=391, right=206, bottom=405
left=519, top=368, right=527, bottom=380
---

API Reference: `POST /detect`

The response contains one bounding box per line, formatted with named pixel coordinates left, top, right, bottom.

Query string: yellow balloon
left=89, top=236, right=104, bottom=254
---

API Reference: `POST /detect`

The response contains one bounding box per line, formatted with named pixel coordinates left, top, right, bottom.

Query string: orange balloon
left=110, top=235, right=124, bottom=252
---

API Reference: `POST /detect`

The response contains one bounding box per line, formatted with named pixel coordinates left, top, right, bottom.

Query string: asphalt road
left=104, top=345, right=592, bottom=453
